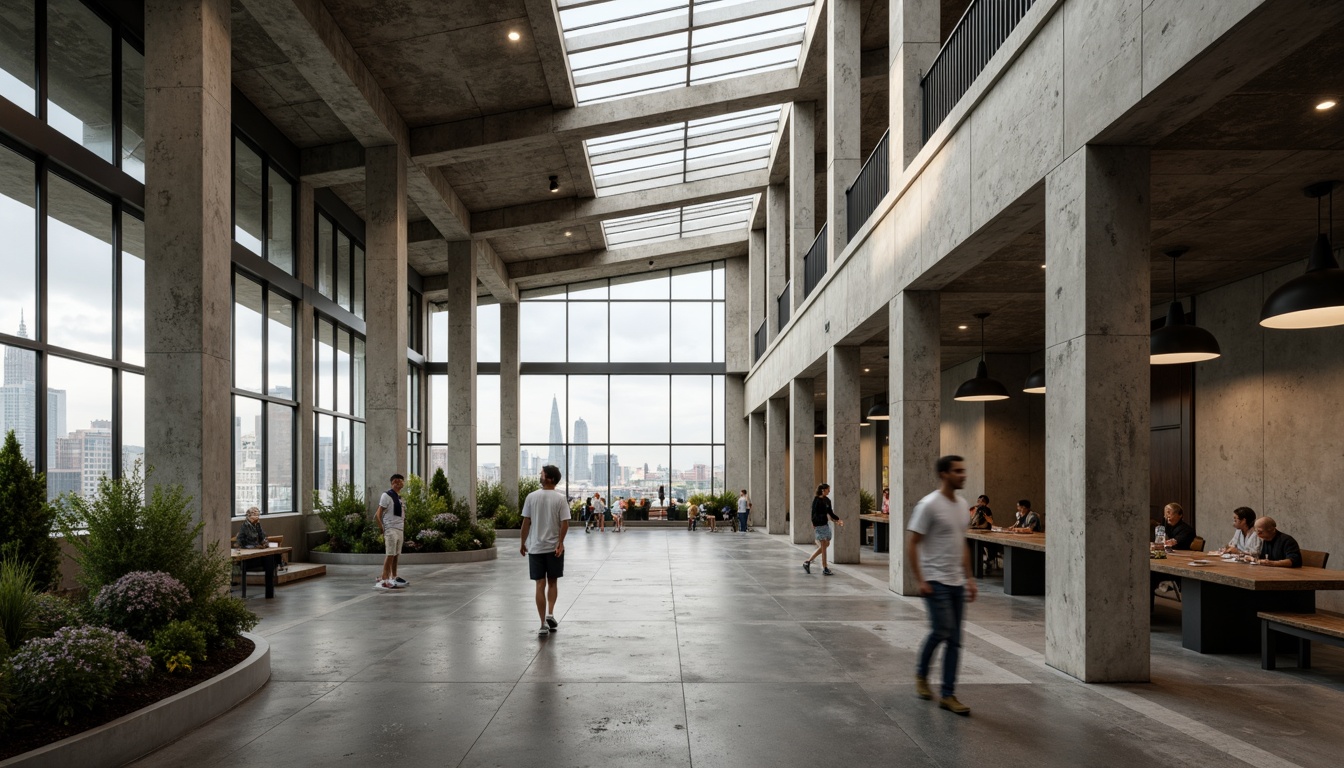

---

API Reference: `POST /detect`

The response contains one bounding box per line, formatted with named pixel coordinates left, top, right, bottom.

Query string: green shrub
left=189, top=595, right=258, bottom=648
left=149, top=620, right=208, bottom=671
left=859, top=488, right=876, bottom=515
left=11, top=626, right=151, bottom=725
left=0, top=430, right=62, bottom=591
left=476, top=480, right=510, bottom=519
left=0, top=648, right=12, bottom=735
left=429, top=468, right=451, bottom=502
left=402, top=474, right=449, bottom=549
left=93, top=571, right=191, bottom=641
left=313, top=483, right=368, bottom=553
left=493, top=506, right=522, bottom=529
left=56, top=464, right=231, bottom=606
left=0, top=557, right=37, bottom=651
left=30, top=593, right=84, bottom=638
left=517, top=477, right=541, bottom=509
left=471, top=522, right=497, bottom=549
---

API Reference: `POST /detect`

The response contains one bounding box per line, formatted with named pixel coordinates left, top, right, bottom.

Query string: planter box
left=307, top=547, right=498, bottom=565
left=1, top=633, right=271, bottom=768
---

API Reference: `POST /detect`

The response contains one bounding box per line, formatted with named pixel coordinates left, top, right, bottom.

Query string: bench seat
left=1258, top=610, right=1344, bottom=670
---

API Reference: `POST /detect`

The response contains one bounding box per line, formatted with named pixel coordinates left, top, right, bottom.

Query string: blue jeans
left=738, top=512, right=749, bottom=531
left=917, top=581, right=965, bottom=698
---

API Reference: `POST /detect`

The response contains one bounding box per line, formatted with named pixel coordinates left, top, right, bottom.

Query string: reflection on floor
left=132, top=530, right=1344, bottom=768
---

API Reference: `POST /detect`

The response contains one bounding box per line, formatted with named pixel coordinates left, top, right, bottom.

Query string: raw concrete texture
left=499, top=302, right=520, bottom=510
left=826, top=0, right=863, bottom=262
left=789, top=101, right=816, bottom=311
left=363, top=144, right=409, bottom=500
left=749, top=410, right=767, bottom=530
left=1062, top=0, right=1142, bottom=154
left=766, top=396, right=789, bottom=535
left=789, top=378, right=816, bottom=545
left=766, top=184, right=787, bottom=338
left=724, top=375, right=748, bottom=494
left=827, top=346, right=862, bottom=564
left=446, top=239, right=478, bottom=517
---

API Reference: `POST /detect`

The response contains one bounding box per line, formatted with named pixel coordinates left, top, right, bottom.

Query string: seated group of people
left=967, top=495, right=1041, bottom=533
left=1155, top=503, right=1303, bottom=568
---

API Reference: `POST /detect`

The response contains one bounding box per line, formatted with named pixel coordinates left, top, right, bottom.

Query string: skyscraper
left=546, top=394, right=565, bottom=472
left=1, top=314, right=64, bottom=466
left=571, top=417, right=589, bottom=481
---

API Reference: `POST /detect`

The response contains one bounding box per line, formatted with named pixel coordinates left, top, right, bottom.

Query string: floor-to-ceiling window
left=312, top=211, right=365, bottom=503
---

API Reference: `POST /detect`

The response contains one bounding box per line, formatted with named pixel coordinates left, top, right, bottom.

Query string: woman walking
left=803, top=484, right=843, bottom=575
left=591, top=492, right=607, bottom=533
left=612, top=497, right=625, bottom=532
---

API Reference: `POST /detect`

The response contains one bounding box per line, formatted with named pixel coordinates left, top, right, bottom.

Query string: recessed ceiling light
left=1040, top=264, right=1046, bottom=269
left=564, top=230, right=572, bottom=237
left=958, top=324, right=968, bottom=330
left=863, top=368, right=870, bottom=373
left=1317, top=99, right=1336, bottom=111
left=507, top=31, right=521, bottom=42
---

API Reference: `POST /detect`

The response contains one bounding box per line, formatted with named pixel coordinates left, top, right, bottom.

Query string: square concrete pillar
left=827, top=0, right=862, bottom=262
left=827, top=346, right=862, bottom=563
left=749, top=410, right=766, bottom=529
left=765, top=184, right=787, bottom=336
left=789, top=101, right=815, bottom=311
left=1044, top=145, right=1151, bottom=683
left=749, top=226, right=766, bottom=352
left=765, top=396, right=789, bottom=535
left=296, top=182, right=317, bottom=528
left=363, top=145, right=408, bottom=505
left=144, top=0, right=232, bottom=547
left=889, top=291, right=940, bottom=594
left=724, top=375, right=748, bottom=494
left=889, top=0, right=941, bottom=173
left=446, top=240, right=478, bottom=518
left=789, top=378, right=816, bottom=544
left=725, top=256, right=750, bottom=373
left=499, top=302, right=520, bottom=511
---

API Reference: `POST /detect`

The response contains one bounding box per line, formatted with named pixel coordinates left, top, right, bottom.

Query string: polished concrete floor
left=132, top=529, right=1344, bottom=768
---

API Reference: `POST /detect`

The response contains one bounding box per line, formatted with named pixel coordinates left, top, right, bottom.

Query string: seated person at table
left=236, top=506, right=268, bottom=548
left=1213, top=506, right=1261, bottom=557
left=1253, top=516, right=1302, bottom=568
left=1155, top=502, right=1195, bottom=550
left=1008, top=500, right=1041, bottom=533
left=968, top=495, right=994, bottom=530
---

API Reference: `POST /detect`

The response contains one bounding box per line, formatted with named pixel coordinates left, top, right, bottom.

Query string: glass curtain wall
left=427, top=302, right=501, bottom=485
left=233, top=135, right=295, bottom=275
left=230, top=272, right=297, bottom=516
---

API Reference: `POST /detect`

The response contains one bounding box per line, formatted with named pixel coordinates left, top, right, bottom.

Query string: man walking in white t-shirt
left=907, top=455, right=977, bottom=715
left=520, top=464, right=570, bottom=636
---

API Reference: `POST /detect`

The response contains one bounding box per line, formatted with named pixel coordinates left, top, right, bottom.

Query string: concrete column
left=446, top=240, right=478, bottom=518
left=765, top=396, right=788, bottom=535
left=499, top=301, right=520, bottom=511
left=789, top=101, right=815, bottom=311
left=143, top=0, right=231, bottom=547
left=889, top=291, right=940, bottom=595
left=296, top=182, right=317, bottom=549
left=749, top=226, right=766, bottom=354
left=1044, top=145, right=1151, bottom=683
left=827, top=0, right=862, bottom=262
left=789, top=378, right=815, bottom=544
left=363, top=145, right=408, bottom=504
left=765, top=183, right=787, bottom=336
left=827, top=346, right=862, bottom=563
left=725, top=256, right=750, bottom=373
left=724, top=375, right=748, bottom=494
left=889, top=0, right=940, bottom=173
left=749, top=409, right=766, bottom=530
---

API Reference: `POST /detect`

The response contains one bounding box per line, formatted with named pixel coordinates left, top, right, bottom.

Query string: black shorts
left=528, top=551, right=565, bottom=580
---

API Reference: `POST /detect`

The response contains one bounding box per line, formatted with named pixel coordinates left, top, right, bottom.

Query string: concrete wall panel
left=1063, top=0, right=1142, bottom=154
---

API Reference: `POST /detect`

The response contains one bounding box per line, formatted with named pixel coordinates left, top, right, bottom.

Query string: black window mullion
left=35, top=157, right=48, bottom=474
left=36, top=0, right=47, bottom=122
left=111, top=17, right=122, bottom=175
left=260, top=158, right=269, bottom=263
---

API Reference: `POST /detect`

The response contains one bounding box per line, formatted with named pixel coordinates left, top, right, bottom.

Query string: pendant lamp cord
left=979, top=317, right=986, bottom=362
left=1170, top=253, right=1177, bottom=304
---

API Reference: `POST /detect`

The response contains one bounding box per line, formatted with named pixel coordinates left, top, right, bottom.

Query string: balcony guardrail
left=754, top=319, right=767, bottom=363
left=777, top=280, right=791, bottom=332
left=802, top=224, right=827, bottom=300
left=921, top=0, right=1037, bottom=141
left=845, top=130, right=889, bottom=244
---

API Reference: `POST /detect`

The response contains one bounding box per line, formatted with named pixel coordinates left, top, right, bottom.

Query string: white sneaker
left=374, top=580, right=392, bottom=591
left=537, top=625, right=550, bottom=636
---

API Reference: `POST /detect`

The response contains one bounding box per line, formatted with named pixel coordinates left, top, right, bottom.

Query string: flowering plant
left=432, top=512, right=459, bottom=529
left=10, top=625, right=152, bottom=724
left=416, top=529, right=445, bottom=543
left=94, top=570, right=191, bottom=640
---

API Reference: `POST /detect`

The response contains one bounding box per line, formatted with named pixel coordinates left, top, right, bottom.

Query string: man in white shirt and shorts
left=907, top=455, right=977, bottom=715
left=520, top=464, right=570, bottom=636
left=374, top=473, right=407, bottom=590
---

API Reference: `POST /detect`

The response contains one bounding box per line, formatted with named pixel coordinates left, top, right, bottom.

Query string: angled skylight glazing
left=586, top=105, right=781, bottom=197
left=602, top=195, right=756, bottom=248
left=557, top=0, right=815, bottom=105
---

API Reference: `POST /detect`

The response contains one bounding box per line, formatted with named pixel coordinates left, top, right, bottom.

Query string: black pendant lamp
left=1023, top=367, right=1046, bottom=394
left=1260, top=181, right=1344, bottom=329
left=865, top=397, right=889, bottom=421
left=954, top=313, right=1010, bottom=402
left=859, top=407, right=871, bottom=427
left=814, top=412, right=826, bottom=438
left=1150, top=247, right=1221, bottom=365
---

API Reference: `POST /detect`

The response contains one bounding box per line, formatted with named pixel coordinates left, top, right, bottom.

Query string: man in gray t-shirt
left=907, top=455, right=977, bottom=715
left=521, top=464, right=569, bottom=636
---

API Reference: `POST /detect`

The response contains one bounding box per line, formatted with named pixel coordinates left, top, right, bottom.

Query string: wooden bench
left=1258, top=610, right=1344, bottom=669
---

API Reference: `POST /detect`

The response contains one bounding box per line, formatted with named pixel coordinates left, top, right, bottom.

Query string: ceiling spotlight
left=958, top=324, right=968, bottom=330
left=863, top=368, right=870, bottom=373
left=507, top=30, right=521, bottom=41
left=564, top=230, right=572, bottom=237
left=1316, top=99, right=1336, bottom=111
left=1040, top=264, right=1046, bottom=269
left=549, top=175, right=559, bottom=193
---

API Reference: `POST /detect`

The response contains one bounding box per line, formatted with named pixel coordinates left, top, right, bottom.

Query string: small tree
left=0, top=431, right=61, bottom=591
left=429, top=468, right=451, bottom=501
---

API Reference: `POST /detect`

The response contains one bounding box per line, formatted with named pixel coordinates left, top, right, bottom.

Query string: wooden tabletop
left=859, top=514, right=891, bottom=523
left=1151, top=550, right=1344, bottom=591
left=964, top=529, right=1046, bottom=552
left=231, top=546, right=293, bottom=561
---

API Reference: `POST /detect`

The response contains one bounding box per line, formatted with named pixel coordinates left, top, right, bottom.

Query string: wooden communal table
left=231, top=546, right=293, bottom=599
left=859, top=514, right=891, bottom=552
left=964, top=530, right=1046, bottom=595
left=1151, top=551, right=1344, bottom=654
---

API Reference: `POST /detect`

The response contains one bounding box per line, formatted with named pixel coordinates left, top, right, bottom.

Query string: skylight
left=602, top=195, right=756, bottom=248
left=585, top=104, right=782, bottom=197
left=557, top=0, right=814, bottom=105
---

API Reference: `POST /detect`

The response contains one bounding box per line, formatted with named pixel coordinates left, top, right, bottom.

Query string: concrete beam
left=476, top=239, right=519, bottom=304
left=506, top=230, right=749, bottom=289
left=300, top=139, right=364, bottom=187
left=524, top=0, right=576, bottom=110
left=471, top=171, right=770, bottom=238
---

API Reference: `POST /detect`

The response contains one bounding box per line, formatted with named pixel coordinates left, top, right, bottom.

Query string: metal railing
left=845, top=130, right=889, bottom=243
left=802, top=224, right=827, bottom=300
left=921, top=0, right=1037, bottom=141
left=754, top=319, right=767, bottom=363
left=777, top=280, right=791, bottom=332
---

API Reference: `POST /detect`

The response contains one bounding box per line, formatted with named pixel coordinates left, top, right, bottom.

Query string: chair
left=268, top=535, right=288, bottom=572
left=1302, top=549, right=1330, bottom=568
left=1190, top=536, right=1205, bottom=553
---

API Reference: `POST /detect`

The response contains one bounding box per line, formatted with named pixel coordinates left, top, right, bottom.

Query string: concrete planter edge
left=307, top=547, right=499, bottom=565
